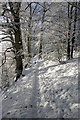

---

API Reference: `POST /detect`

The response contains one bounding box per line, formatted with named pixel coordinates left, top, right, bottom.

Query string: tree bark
left=38, top=2, right=45, bottom=59
left=27, top=3, right=32, bottom=62
left=14, top=16, right=23, bottom=81
left=67, top=4, right=73, bottom=60
left=9, top=2, right=23, bottom=81
left=71, top=3, right=77, bottom=58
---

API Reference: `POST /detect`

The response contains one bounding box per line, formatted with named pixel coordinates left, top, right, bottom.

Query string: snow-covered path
left=2, top=62, right=45, bottom=118
left=21, top=63, right=45, bottom=118
left=2, top=58, right=78, bottom=118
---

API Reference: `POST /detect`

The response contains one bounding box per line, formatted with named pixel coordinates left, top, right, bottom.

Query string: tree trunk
left=77, top=2, right=80, bottom=49
left=71, top=3, right=77, bottom=58
left=14, top=13, right=23, bottom=81
left=39, top=2, right=45, bottom=59
left=27, top=3, right=32, bottom=62
left=67, top=4, right=73, bottom=60
left=9, top=2, right=23, bottom=81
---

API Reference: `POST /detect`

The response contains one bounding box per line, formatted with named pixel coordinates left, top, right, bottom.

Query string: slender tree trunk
left=39, top=2, right=45, bottom=59
left=71, top=3, right=77, bottom=58
left=67, top=4, right=73, bottom=60
left=77, top=2, right=80, bottom=50
left=39, top=27, right=43, bottom=59
left=27, top=3, right=32, bottom=62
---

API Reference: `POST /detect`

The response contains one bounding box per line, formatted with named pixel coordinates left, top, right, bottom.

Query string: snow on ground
left=2, top=58, right=78, bottom=118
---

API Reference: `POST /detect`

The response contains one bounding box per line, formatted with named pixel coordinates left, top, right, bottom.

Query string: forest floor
left=2, top=57, right=78, bottom=118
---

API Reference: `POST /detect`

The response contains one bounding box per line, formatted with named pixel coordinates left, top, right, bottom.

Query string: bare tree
left=38, top=2, right=46, bottom=59
left=8, top=2, right=23, bottom=81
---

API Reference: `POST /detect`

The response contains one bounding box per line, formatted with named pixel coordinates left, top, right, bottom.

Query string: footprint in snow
left=30, top=105, right=33, bottom=108
left=7, top=112, right=10, bottom=115
left=25, top=106, right=27, bottom=108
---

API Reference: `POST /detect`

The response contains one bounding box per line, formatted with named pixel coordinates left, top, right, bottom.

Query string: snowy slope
left=2, top=58, right=78, bottom=118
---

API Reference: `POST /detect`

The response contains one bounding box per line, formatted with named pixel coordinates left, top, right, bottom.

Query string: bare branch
left=0, top=39, right=14, bottom=44
left=0, top=47, right=14, bottom=67
left=32, top=4, right=38, bottom=14
left=66, top=1, right=80, bottom=10
left=25, top=3, right=32, bottom=10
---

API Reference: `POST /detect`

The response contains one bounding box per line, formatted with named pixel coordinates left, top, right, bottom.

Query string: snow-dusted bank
left=2, top=58, right=78, bottom=118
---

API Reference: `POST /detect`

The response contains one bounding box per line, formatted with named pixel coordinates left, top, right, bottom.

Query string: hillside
left=2, top=57, right=78, bottom=118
